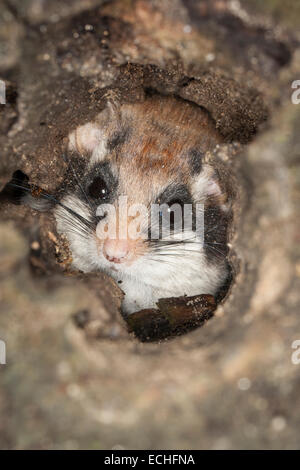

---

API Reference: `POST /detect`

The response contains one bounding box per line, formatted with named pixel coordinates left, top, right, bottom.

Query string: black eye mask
left=151, top=183, right=194, bottom=236
left=155, top=183, right=192, bottom=207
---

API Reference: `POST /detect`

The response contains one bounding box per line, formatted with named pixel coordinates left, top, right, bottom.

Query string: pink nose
left=103, top=239, right=129, bottom=264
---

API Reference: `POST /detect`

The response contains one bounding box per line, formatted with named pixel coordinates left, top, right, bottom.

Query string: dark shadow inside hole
left=0, top=170, right=30, bottom=205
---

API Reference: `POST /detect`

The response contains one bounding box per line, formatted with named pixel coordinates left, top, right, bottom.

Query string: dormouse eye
left=88, top=176, right=109, bottom=200
left=159, top=199, right=185, bottom=230
left=166, top=199, right=185, bottom=209
left=167, top=199, right=184, bottom=228
left=159, top=199, right=185, bottom=214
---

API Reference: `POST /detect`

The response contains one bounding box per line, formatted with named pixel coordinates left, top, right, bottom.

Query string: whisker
left=7, top=180, right=94, bottom=231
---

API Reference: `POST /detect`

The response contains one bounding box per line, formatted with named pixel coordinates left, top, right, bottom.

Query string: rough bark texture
left=0, top=0, right=300, bottom=449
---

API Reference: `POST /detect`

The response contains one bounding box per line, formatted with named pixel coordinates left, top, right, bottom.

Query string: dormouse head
left=54, top=95, right=229, bottom=291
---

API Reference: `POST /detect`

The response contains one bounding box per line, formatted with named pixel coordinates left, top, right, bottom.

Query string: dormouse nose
left=103, top=239, right=129, bottom=264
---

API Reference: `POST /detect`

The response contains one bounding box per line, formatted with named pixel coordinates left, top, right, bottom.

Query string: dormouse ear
left=68, top=94, right=122, bottom=162
left=68, top=122, right=104, bottom=155
left=191, top=164, right=227, bottom=206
